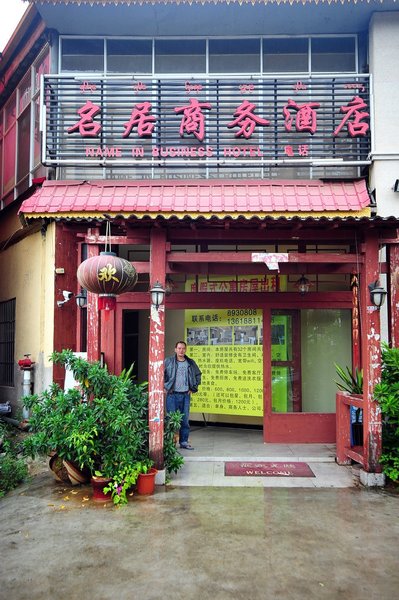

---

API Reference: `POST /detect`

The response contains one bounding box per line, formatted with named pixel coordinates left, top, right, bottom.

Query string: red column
left=388, top=244, right=399, bottom=348
left=148, top=228, right=167, bottom=469
left=351, top=273, right=361, bottom=370
left=360, top=231, right=382, bottom=472
left=87, top=243, right=101, bottom=363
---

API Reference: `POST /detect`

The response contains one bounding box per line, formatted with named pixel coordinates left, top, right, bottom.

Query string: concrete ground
left=1, top=426, right=399, bottom=600
left=1, top=468, right=398, bottom=600
left=173, top=426, right=356, bottom=488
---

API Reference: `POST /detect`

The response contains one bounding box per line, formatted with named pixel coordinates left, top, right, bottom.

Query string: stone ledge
left=360, top=470, right=386, bottom=487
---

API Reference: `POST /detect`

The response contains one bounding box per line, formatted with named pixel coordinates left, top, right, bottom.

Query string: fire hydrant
left=18, top=354, right=35, bottom=420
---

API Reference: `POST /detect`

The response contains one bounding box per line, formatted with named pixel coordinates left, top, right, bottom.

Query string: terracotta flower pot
left=62, top=460, right=90, bottom=486
left=49, top=454, right=70, bottom=483
left=137, top=468, right=158, bottom=496
left=90, top=475, right=113, bottom=503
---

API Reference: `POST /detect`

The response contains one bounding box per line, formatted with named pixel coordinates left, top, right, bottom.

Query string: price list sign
left=185, top=308, right=263, bottom=416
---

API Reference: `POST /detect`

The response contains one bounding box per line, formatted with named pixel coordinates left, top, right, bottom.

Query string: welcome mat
left=224, top=461, right=315, bottom=478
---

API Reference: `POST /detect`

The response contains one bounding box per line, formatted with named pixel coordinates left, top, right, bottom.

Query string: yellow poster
left=185, top=308, right=263, bottom=416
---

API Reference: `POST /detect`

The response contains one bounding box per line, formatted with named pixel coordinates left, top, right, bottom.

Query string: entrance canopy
left=19, top=178, right=371, bottom=221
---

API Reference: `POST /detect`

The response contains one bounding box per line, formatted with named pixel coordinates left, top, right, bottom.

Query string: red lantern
left=77, top=251, right=138, bottom=311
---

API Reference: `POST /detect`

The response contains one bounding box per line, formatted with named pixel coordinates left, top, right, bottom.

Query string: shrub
left=23, top=350, right=184, bottom=491
left=0, top=422, right=28, bottom=497
left=374, top=344, right=399, bottom=481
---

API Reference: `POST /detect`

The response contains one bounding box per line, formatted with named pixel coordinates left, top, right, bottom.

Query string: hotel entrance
left=117, top=302, right=351, bottom=444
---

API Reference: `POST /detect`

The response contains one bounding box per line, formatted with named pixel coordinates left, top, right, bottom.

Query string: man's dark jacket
left=164, top=355, right=202, bottom=393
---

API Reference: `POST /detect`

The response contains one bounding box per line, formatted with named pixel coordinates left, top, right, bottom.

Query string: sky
left=0, top=0, right=28, bottom=52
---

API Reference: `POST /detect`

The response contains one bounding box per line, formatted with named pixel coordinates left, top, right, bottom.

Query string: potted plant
left=23, top=350, right=149, bottom=491
left=136, top=459, right=157, bottom=495
left=335, top=363, right=363, bottom=446
left=23, top=350, right=185, bottom=504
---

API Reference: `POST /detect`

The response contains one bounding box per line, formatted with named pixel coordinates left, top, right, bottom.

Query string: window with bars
left=0, top=299, right=16, bottom=387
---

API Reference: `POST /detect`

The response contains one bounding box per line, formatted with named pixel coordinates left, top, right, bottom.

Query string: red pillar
left=360, top=231, right=382, bottom=472
left=388, top=244, right=399, bottom=348
left=87, top=242, right=101, bottom=363
left=148, top=228, right=167, bottom=470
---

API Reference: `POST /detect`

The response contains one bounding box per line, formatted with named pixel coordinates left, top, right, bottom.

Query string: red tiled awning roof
left=19, top=179, right=371, bottom=221
left=30, top=0, right=388, bottom=6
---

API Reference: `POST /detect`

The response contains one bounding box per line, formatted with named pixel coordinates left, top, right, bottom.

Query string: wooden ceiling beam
left=167, top=251, right=363, bottom=264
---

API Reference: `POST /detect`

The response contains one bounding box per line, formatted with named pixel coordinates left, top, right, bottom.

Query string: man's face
left=175, top=343, right=186, bottom=360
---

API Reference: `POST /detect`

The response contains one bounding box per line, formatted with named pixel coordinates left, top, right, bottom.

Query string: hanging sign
left=42, top=75, right=371, bottom=167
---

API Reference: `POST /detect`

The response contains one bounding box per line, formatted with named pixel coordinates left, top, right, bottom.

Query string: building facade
left=1, top=0, right=399, bottom=473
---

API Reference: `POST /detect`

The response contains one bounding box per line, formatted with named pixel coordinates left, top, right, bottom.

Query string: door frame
left=114, top=291, right=351, bottom=443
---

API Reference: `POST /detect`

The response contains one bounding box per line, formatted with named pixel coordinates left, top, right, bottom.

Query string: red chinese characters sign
left=43, top=76, right=371, bottom=166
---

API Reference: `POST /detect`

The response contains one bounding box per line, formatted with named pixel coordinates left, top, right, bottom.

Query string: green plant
left=102, top=459, right=156, bottom=506
left=0, top=422, right=28, bottom=497
left=103, top=464, right=140, bottom=505
left=334, top=364, right=363, bottom=394
left=22, top=350, right=185, bottom=494
left=374, top=344, right=399, bottom=481
left=164, top=411, right=184, bottom=478
left=23, top=350, right=149, bottom=478
left=335, top=364, right=363, bottom=427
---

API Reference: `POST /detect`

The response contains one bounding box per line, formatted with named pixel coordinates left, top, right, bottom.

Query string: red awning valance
left=19, top=178, right=371, bottom=221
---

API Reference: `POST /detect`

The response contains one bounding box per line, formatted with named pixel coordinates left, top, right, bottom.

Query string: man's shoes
left=179, top=442, right=194, bottom=450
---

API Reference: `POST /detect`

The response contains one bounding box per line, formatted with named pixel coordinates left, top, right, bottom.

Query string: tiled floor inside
left=169, top=425, right=357, bottom=488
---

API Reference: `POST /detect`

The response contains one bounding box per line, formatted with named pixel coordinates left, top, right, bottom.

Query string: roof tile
left=19, top=178, right=371, bottom=218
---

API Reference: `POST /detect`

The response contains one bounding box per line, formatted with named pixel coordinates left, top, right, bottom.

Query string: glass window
left=107, top=39, right=152, bottom=73
left=311, top=37, right=356, bottom=73
left=301, top=309, right=351, bottom=412
left=18, top=74, right=32, bottom=115
left=154, top=39, right=206, bottom=73
left=33, top=97, right=41, bottom=167
left=0, top=299, right=16, bottom=387
left=263, top=38, right=308, bottom=73
left=34, top=48, right=50, bottom=94
left=3, top=95, right=16, bottom=195
left=209, top=39, right=260, bottom=73
left=5, top=93, right=16, bottom=133
left=17, top=108, right=31, bottom=184
left=61, top=38, right=104, bottom=72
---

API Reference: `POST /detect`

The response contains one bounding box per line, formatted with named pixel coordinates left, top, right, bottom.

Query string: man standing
left=164, top=341, right=201, bottom=450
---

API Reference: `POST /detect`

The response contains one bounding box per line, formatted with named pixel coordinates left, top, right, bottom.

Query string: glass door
left=271, top=310, right=301, bottom=414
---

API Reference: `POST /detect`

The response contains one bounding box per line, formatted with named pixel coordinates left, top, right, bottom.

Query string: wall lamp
left=393, top=180, right=399, bottom=192
left=296, top=275, right=311, bottom=295
left=368, top=280, right=387, bottom=308
left=150, top=281, right=165, bottom=310
left=75, top=288, right=87, bottom=309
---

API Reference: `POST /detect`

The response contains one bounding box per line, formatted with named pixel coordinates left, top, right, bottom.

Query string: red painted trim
left=168, top=251, right=363, bottom=264
left=53, top=224, right=79, bottom=387
left=148, top=228, right=167, bottom=469
left=352, top=274, right=360, bottom=370
left=101, top=310, right=116, bottom=373
left=360, top=231, right=382, bottom=472
left=86, top=242, right=101, bottom=362
left=263, top=308, right=272, bottom=427
left=116, top=291, right=353, bottom=309
left=265, top=413, right=336, bottom=443
left=388, top=244, right=399, bottom=348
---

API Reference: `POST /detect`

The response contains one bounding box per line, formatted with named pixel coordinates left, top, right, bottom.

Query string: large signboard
left=185, top=308, right=264, bottom=416
left=42, top=75, right=370, bottom=167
